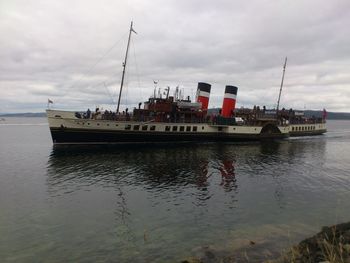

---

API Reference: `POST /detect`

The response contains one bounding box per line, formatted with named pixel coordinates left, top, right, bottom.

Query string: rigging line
left=124, top=70, right=129, bottom=110
left=70, top=32, right=128, bottom=89
left=55, top=32, right=128, bottom=105
left=103, top=82, right=116, bottom=105
left=105, top=79, right=119, bottom=102
left=89, top=76, right=120, bottom=101
left=138, top=78, right=199, bottom=85
left=131, top=38, right=143, bottom=102
left=117, top=69, right=129, bottom=111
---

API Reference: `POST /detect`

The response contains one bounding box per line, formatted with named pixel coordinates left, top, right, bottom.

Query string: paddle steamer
left=46, top=22, right=326, bottom=144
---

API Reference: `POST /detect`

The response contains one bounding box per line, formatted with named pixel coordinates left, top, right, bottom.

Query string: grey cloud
left=1, top=0, right=350, bottom=113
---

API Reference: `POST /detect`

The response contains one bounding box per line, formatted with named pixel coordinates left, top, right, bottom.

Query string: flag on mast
left=47, top=98, right=53, bottom=109
left=322, top=108, right=327, bottom=119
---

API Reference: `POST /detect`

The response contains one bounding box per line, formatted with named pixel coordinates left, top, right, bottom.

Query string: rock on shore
left=271, top=222, right=350, bottom=263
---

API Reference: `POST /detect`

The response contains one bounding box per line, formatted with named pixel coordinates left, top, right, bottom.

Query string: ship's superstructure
left=46, top=80, right=326, bottom=144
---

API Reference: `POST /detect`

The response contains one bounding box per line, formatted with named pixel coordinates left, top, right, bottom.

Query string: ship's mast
left=116, top=21, right=136, bottom=113
left=276, top=57, right=287, bottom=114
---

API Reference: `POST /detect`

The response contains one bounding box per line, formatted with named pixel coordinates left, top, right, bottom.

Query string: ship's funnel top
left=221, top=85, right=238, bottom=117
left=224, top=85, right=238, bottom=96
left=196, top=82, right=211, bottom=110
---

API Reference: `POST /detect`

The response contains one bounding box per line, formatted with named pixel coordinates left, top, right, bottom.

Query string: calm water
left=1, top=118, right=350, bottom=262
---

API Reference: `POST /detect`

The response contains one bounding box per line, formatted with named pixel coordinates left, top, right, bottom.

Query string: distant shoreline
left=0, top=113, right=47, bottom=117
left=1, top=110, right=350, bottom=120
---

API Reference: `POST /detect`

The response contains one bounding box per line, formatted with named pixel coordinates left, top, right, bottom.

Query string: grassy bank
left=182, top=222, right=350, bottom=263
left=270, top=222, right=350, bottom=263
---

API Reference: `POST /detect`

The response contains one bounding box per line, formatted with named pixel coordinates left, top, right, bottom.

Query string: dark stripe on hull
left=50, top=128, right=288, bottom=144
left=289, top=129, right=327, bottom=137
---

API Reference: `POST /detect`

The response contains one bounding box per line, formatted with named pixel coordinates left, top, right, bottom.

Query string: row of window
left=292, top=126, right=316, bottom=132
left=77, top=122, right=118, bottom=127
left=76, top=121, right=206, bottom=132
left=76, top=121, right=317, bottom=133
left=126, top=124, right=203, bottom=132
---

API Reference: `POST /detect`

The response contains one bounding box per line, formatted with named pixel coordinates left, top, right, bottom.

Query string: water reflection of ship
left=47, top=139, right=326, bottom=188
left=46, top=144, right=238, bottom=193
left=46, top=138, right=327, bottom=213
left=218, top=160, right=237, bottom=191
left=46, top=144, right=240, bottom=243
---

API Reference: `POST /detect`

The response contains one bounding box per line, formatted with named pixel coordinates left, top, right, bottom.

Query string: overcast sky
left=1, top=0, right=350, bottom=113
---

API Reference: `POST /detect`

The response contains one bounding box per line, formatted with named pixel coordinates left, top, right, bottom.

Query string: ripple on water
left=1, top=120, right=350, bottom=262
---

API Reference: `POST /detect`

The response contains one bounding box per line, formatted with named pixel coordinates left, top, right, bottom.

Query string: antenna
left=166, top=86, right=170, bottom=99
left=153, top=80, right=158, bottom=98
left=174, top=86, right=179, bottom=101
left=276, top=57, right=287, bottom=115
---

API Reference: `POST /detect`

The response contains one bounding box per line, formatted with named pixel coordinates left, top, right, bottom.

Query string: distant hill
left=304, top=110, right=350, bottom=120
left=208, top=108, right=350, bottom=120
left=0, top=112, right=46, bottom=117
